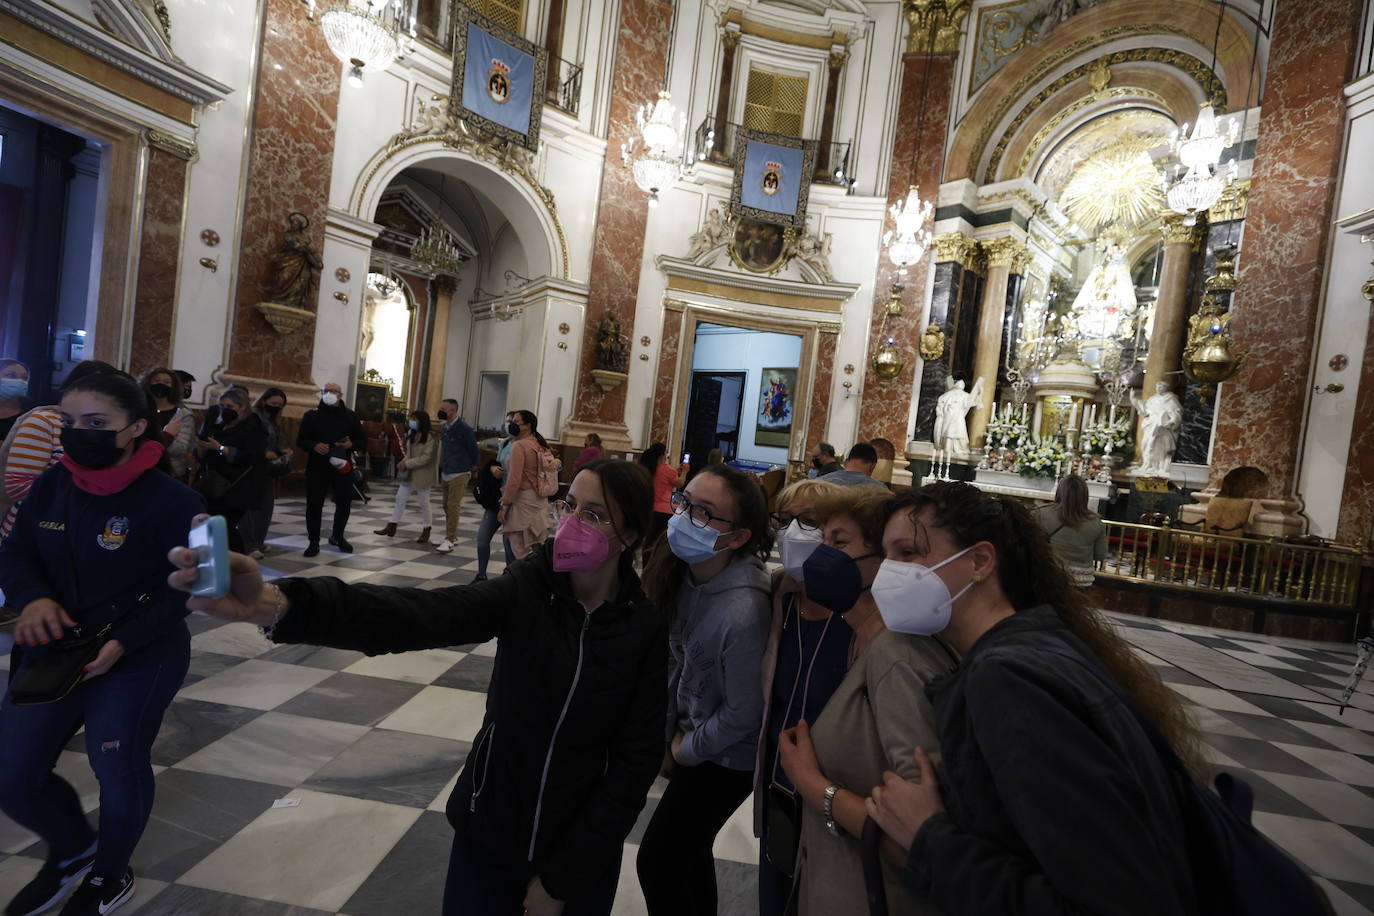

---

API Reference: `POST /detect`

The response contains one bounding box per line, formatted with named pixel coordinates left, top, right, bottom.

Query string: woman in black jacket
left=862, top=482, right=1206, bottom=915
left=196, top=387, right=266, bottom=553
left=168, top=459, right=666, bottom=916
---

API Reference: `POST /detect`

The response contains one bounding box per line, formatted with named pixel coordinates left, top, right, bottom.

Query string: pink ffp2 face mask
left=552, top=513, right=612, bottom=572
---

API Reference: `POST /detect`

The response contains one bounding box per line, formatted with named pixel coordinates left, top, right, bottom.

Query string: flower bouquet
left=1014, top=440, right=1067, bottom=479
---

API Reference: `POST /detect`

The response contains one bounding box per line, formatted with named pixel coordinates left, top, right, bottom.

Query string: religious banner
left=756, top=367, right=798, bottom=448
left=450, top=4, right=548, bottom=151
left=730, top=128, right=816, bottom=229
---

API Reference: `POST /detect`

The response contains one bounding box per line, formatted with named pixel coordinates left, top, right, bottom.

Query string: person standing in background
left=296, top=382, right=364, bottom=556
left=434, top=398, right=479, bottom=554
left=1033, top=475, right=1106, bottom=588
left=0, top=359, right=30, bottom=445
left=637, top=443, right=687, bottom=565
left=241, top=388, right=291, bottom=560
left=196, top=387, right=266, bottom=555
left=499, top=410, right=555, bottom=560
left=572, top=433, right=603, bottom=473
left=138, top=367, right=195, bottom=483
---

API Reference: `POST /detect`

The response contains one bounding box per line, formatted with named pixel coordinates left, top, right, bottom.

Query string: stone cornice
left=981, top=235, right=1031, bottom=271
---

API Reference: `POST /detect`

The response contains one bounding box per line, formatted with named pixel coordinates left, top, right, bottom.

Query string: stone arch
left=946, top=0, right=1259, bottom=184
left=348, top=139, right=569, bottom=281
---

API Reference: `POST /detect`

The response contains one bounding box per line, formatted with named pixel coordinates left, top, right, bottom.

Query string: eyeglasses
left=769, top=511, right=819, bottom=531
left=671, top=492, right=736, bottom=530
left=553, top=499, right=611, bottom=528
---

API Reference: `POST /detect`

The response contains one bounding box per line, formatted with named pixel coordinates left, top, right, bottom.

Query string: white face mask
left=871, top=545, right=976, bottom=636
left=777, top=519, right=824, bottom=581
left=321, top=392, right=340, bottom=407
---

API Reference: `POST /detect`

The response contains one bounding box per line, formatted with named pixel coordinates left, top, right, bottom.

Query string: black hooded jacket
left=270, top=543, right=668, bottom=900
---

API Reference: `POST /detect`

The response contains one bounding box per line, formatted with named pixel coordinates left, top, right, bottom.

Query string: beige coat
left=400, top=435, right=441, bottom=489
left=798, top=627, right=954, bottom=916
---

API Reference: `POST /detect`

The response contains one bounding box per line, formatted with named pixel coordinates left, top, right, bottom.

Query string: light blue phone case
left=189, top=515, right=231, bottom=599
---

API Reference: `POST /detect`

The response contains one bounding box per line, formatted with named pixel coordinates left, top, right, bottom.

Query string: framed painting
left=355, top=380, right=390, bottom=423
left=728, top=218, right=789, bottom=274
left=755, top=367, right=798, bottom=448
left=449, top=4, right=548, bottom=151
left=729, top=127, right=816, bottom=229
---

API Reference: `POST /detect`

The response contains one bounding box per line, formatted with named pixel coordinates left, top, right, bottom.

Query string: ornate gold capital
left=932, top=232, right=979, bottom=269
left=1162, top=213, right=1205, bottom=248
left=982, top=236, right=1030, bottom=271
left=828, top=47, right=849, bottom=69
left=721, top=26, right=742, bottom=50
left=903, top=0, right=972, bottom=54
left=433, top=275, right=460, bottom=297
left=1208, top=179, right=1250, bottom=224
left=145, top=128, right=197, bottom=161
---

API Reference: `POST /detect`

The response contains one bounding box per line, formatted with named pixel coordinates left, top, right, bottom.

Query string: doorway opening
left=683, top=322, right=802, bottom=470
left=477, top=371, right=510, bottom=433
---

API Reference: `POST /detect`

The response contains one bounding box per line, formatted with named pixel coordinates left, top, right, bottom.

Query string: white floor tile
left=189, top=621, right=274, bottom=659
left=342, top=648, right=467, bottom=684
left=1275, top=743, right=1374, bottom=788
left=1257, top=771, right=1374, bottom=827
left=174, top=712, right=368, bottom=787
left=176, top=659, right=333, bottom=711
left=378, top=685, right=489, bottom=742
left=1290, top=719, right=1374, bottom=756
left=1168, top=683, right=1271, bottom=715
left=1251, top=812, right=1374, bottom=884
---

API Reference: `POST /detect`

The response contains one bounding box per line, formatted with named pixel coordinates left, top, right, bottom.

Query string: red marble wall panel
left=399, top=271, right=430, bottom=406
left=227, top=0, right=341, bottom=383
left=857, top=52, right=956, bottom=445
left=129, top=148, right=187, bottom=374
left=649, top=306, right=683, bottom=446
left=806, top=330, right=837, bottom=453
left=570, top=0, right=674, bottom=426
left=1209, top=0, right=1362, bottom=500
left=1337, top=306, right=1374, bottom=545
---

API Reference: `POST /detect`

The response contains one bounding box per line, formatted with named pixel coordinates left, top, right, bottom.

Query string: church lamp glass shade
left=314, top=0, right=414, bottom=86
left=623, top=91, right=686, bottom=207
left=884, top=186, right=933, bottom=273
left=1163, top=103, right=1240, bottom=223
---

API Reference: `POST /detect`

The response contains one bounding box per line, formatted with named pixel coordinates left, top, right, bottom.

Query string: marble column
left=857, top=0, right=968, bottom=446
left=966, top=237, right=1029, bottom=447
left=1336, top=250, right=1374, bottom=545
left=1208, top=0, right=1363, bottom=508
left=1137, top=215, right=1202, bottom=445
left=710, top=27, right=741, bottom=162
left=565, top=0, right=674, bottom=449
left=226, top=0, right=341, bottom=385
left=130, top=144, right=190, bottom=373
left=912, top=232, right=978, bottom=441
left=814, top=47, right=847, bottom=181
left=424, top=275, right=459, bottom=417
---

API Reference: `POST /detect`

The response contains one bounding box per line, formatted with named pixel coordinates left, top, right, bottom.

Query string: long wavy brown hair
left=884, top=481, right=1206, bottom=777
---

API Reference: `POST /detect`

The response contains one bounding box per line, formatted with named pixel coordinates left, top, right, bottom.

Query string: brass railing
left=1097, top=520, right=1363, bottom=608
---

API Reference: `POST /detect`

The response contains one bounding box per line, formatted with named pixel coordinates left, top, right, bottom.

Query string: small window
left=468, top=0, right=523, bottom=34
left=742, top=67, right=808, bottom=137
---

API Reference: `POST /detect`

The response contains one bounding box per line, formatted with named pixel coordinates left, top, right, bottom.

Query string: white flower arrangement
left=1014, top=440, right=1067, bottom=479
left=1080, top=420, right=1132, bottom=456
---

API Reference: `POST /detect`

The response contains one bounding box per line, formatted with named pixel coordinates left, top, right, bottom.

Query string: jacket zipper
left=527, top=607, right=591, bottom=861
left=469, top=721, right=497, bottom=812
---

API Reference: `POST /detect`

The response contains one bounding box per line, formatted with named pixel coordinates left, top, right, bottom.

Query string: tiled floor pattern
left=1, top=483, right=1372, bottom=915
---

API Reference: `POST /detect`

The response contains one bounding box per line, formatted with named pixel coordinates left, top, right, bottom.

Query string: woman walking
left=636, top=464, right=773, bottom=916
left=499, top=410, right=555, bottom=560
left=376, top=409, right=441, bottom=543
left=170, top=460, right=667, bottom=915
left=240, top=388, right=291, bottom=559
left=196, top=387, right=265, bottom=554
left=0, top=368, right=204, bottom=916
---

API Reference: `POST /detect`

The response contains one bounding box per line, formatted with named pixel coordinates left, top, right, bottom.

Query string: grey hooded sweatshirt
left=665, top=553, right=772, bottom=771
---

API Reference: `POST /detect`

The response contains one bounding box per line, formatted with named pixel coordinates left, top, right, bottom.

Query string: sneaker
left=434, top=539, right=454, bottom=553
left=6, top=842, right=95, bottom=916
left=248, top=550, right=265, bottom=560
left=303, top=541, right=320, bottom=557
left=57, top=869, right=133, bottom=915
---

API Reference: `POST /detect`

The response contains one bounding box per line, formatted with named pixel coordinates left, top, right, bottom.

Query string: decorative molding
left=433, top=274, right=461, bottom=296
left=145, top=127, right=196, bottom=160
left=657, top=254, right=859, bottom=314
left=1161, top=213, right=1205, bottom=248
left=982, top=236, right=1031, bottom=271
left=1014, top=86, right=1170, bottom=180
left=1207, top=179, right=1250, bottom=223
left=983, top=47, right=1224, bottom=182
left=903, top=0, right=973, bottom=54
left=0, top=0, right=230, bottom=107
left=932, top=232, right=980, bottom=268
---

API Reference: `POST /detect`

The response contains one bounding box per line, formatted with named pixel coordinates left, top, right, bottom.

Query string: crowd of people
left=0, top=357, right=1325, bottom=916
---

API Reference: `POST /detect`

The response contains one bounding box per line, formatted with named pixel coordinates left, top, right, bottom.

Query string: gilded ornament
left=559, top=323, right=571, bottom=335
left=1208, top=180, right=1250, bottom=223
left=334, top=267, right=351, bottom=283
left=1330, top=354, right=1349, bottom=372
left=145, top=128, right=196, bottom=161
left=1162, top=213, right=1204, bottom=249
left=1087, top=58, right=1111, bottom=98
left=1015, top=87, right=1170, bottom=179
left=1205, top=246, right=1238, bottom=294
left=201, top=229, right=220, bottom=247
left=594, top=312, right=630, bottom=374
left=872, top=341, right=907, bottom=379
left=932, top=233, right=980, bottom=268
left=919, top=324, right=946, bottom=361
left=903, top=0, right=973, bottom=53
left=264, top=212, right=322, bottom=310
left=1182, top=251, right=1246, bottom=400
left=983, top=236, right=1031, bottom=270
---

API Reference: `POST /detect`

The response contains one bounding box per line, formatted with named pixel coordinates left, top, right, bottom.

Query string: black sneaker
left=5, top=843, right=95, bottom=916
left=333, top=536, right=353, bottom=554
left=303, top=541, right=320, bottom=557
left=58, top=869, right=133, bottom=915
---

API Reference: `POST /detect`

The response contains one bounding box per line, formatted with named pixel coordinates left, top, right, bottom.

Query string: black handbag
left=9, top=591, right=152, bottom=706
left=195, top=465, right=250, bottom=501
left=765, top=781, right=803, bottom=875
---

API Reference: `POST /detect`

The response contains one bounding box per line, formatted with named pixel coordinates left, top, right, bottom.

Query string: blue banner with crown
left=450, top=5, right=547, bottom=151
left=730, top=128, right=816, bottom=229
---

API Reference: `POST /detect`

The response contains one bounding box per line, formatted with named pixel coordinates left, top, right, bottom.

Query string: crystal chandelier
left=1163, top=102, right=1240, bottom=225
left=621, top=91, right=686, bottom=207
left=307, top=0, right=416, bottom=88
left=884, top=185, right=934, bottom=273
left=411, top=224, right=462, bottom=275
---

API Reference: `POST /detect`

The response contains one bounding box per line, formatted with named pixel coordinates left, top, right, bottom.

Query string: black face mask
left=181, top=385, right=193, bottom=400
left=61, top=425, right=133, bottom=470
left=149, top=383, right=171, bottom=400
left=506, top=422, right=521, bottom=437
left=262, top=405, right=282, bottom=416
left=437, top=410, right=449, bottom=422
left=218, top=408, right=239, bottom=426
left=811, top=456, right=823, bottom=469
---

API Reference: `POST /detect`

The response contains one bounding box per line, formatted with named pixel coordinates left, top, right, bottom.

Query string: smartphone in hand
left=189, top=515, right=231, bottom=598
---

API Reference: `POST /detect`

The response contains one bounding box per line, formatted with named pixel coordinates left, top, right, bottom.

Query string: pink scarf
left=61, top=441, right=165, bottom=495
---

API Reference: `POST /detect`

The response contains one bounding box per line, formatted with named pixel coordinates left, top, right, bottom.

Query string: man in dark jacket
left=434, top=398, right=479, bottom=554
left=296, top=381, right=364, bottom=555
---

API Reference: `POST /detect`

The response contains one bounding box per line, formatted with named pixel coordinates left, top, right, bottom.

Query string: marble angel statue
left=934, top=376, right=985, bottom=461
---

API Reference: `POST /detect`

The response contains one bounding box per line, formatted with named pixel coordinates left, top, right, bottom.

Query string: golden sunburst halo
left=1059, top=141, right=1164, bottom=235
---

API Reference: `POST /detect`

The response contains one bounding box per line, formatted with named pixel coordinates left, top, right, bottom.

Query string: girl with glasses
left=636, top=465, right=773, bottom=916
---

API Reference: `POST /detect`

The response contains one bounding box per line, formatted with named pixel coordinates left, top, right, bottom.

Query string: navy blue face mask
left=802, top=544, right=881, bottom=614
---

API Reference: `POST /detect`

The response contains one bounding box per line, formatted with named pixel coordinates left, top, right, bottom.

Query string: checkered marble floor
left=2, top=483, right=1373, bottom=915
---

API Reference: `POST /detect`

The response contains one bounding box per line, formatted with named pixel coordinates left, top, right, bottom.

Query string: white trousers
left=390, top=482, right=433, bottom=528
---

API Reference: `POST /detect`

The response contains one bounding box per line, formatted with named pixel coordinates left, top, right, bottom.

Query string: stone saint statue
left=267, top=211, right=322, bottom=310
left=594, top=311, right=630, bottom=374
left=1131, top=382, right=1184, bottom=476
left=934, top=376, right=985, bottom=461
left=686, top=208, right=730, bottom=261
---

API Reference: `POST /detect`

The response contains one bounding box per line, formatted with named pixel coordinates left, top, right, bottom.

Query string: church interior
left=3, top=0, right=1374, bottom=913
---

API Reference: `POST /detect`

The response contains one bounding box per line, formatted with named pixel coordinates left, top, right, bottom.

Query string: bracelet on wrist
left=823, top=783, right=844, bottom=837
left=259, top=584, right=289, bottom=640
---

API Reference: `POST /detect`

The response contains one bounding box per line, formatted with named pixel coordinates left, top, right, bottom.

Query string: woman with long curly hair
left=865, top=481, right=1206, bottom=916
